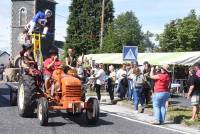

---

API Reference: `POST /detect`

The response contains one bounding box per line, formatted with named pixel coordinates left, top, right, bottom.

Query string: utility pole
left=100, top=0, right=105, bottom=49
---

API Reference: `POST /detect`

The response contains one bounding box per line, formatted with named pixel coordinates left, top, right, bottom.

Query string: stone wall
left=11, top=0, right=35, bottom=58
left=11, top=0, right=56, bottom=60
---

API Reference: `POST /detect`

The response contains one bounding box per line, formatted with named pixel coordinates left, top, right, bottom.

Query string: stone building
left=11, top=0, right=57, bottom=62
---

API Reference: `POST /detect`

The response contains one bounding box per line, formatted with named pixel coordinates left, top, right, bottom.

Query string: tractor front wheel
left=37, top=97, right=48, bottom=126
left=86, top=98, right=99, bottom=124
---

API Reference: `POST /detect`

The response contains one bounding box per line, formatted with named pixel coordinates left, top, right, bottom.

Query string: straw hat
left=161, top=64, right=171, bottom=73
left=155, top=66, right=161, bottom=70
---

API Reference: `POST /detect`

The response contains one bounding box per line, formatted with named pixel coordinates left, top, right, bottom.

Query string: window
left=19, top=7, right=27, bottom=26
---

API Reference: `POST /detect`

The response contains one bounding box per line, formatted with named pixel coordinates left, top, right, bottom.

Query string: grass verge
left=112, top=99, right=200, bottom=128
left=167, top=106, right=200, bottom=128
left=86, top=92, right=200, bottom=129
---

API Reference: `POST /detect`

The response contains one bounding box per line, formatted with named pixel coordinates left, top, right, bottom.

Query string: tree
left=143, top=31, right=155, bottom=52
left=159, top=10, right=200, bottom=52
left=101, top=11, right=144, bottom=53
left=159, top=20, right=179, bottom=51
left=64, top=0, right=114, bottom=56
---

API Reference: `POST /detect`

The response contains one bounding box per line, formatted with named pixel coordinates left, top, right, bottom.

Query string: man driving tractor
left=43, top=49, right=62, bottom=93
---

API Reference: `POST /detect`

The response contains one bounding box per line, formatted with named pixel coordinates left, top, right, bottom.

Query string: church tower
left=11, top=0, right=57, bottom=60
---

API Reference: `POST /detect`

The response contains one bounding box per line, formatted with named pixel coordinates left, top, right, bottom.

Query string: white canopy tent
left=85, top=52, right=200, bottom=65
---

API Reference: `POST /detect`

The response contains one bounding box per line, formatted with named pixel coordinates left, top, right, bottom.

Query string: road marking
left=102, top=110, right=191, bottom=134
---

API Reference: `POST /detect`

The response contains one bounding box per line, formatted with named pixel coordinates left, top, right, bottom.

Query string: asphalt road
left=0, top=83, right=183, bottom=134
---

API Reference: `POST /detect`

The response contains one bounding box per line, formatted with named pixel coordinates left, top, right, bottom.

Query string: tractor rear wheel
left=86, top=98, right=99, bottom=124
left=37, top=97, right=48, bottom=126
left=17, top=75, right=36, bottom=117
left=10, top=88, right=17, bottom=106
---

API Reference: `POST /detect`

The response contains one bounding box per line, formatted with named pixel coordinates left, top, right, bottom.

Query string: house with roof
left=0, top=50, right=10, bottom=66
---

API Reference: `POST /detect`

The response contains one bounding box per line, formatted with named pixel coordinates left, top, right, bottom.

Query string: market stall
left=85, top=52, right=200, bottom=65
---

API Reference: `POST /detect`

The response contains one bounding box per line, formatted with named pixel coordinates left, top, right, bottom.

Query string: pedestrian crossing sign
left=123, top=46, right=138, bottom=61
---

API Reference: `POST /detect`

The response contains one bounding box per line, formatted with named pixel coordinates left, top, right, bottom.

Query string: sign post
left=123, top=46, right=138, bottom=61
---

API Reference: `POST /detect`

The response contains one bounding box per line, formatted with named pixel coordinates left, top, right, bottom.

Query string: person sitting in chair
left=22, top=9, right=53, bottom=44
left=25, top=9, right=52, bottom=35
left=20, top=43, right=35, bottom=70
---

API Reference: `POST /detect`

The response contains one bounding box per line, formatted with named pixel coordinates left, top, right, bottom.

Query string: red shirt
left=154, top=73, right=171, bottom=93
left=196, top=69, right=200, bottom=78
left=43, top=58, right=62, bottom=75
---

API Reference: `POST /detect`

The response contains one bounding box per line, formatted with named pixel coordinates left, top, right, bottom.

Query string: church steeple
left=10, top=0, right=56, bottom=60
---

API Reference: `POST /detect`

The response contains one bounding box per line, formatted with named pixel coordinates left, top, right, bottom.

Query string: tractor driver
left=43, top=49, right=62, bottom=91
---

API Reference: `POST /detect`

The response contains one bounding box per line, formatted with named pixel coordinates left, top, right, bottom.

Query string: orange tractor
left=17, top=32, right=99, bottom=126
left=18, top=67, right=99, bottom=126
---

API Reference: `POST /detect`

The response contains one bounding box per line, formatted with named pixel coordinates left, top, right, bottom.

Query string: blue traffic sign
left=123, top=46, right=138, bottom=61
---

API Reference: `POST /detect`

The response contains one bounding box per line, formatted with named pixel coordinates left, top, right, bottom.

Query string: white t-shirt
left=116, top=69, right=127, bottom=81
left=95, top=69, right=106, bottom=85
left=76, top=66, right=84, bottom=78
left=92, top=68, right=99, bottom=75
left=128, top=73, right=135, bottom=89
left=139, top=66, right=145, bottom=74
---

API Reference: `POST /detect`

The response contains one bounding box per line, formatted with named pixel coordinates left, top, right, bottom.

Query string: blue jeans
left=133, top=87, right=144, bottom=110
left=153, top=92, right=170, bottom=123
left=128, top=88, right=134, bottom=100
left=127, top=80, right=134, bottom=100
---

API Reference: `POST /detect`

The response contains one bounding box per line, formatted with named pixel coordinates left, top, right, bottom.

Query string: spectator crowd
left=78, top=58, right=200, bottom=125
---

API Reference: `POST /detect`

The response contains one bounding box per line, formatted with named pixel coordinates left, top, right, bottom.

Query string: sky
left=0, top=0, right=200, bottom=53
